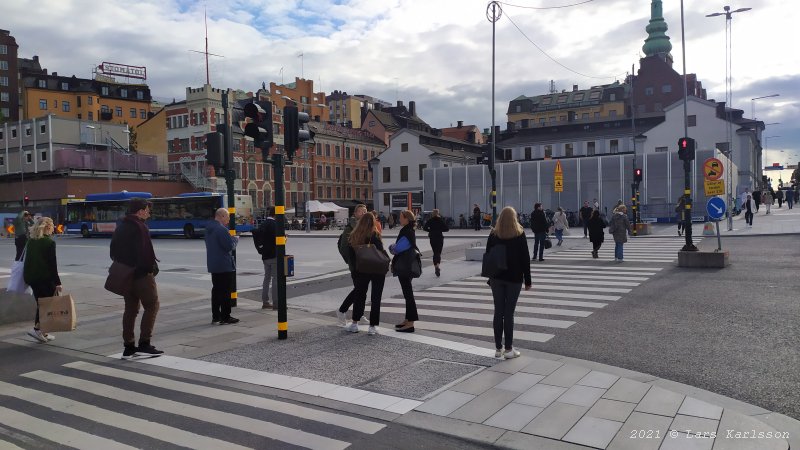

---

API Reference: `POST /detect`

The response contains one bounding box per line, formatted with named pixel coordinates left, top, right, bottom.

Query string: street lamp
left=707, top=4, right=752, bottom=231
left=751, top=94, right=779, bottom=120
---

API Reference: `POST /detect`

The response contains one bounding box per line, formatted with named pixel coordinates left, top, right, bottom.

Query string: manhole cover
left=359, top=358, right=483, bottom=400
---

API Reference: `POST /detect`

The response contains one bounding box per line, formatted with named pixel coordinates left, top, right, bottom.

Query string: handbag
left=353, top=243, right=390, bottom=275
left=392, top=248, right=422, bottom=278
left=104, top=260, right=135, bottom=296
left=543, top=237, right=553, bottom=249
left=38, top=292, right=77, bottom=333
left=7, top=247, right=30, bottom=294
left=481, top=244, right=507, bottom=278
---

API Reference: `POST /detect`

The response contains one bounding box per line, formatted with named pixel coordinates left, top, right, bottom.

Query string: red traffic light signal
left=243, top=101, right=273, bottom=151
left=633, top=168, right=643, bottom=182
left=678, top=137, right=695, bottom=161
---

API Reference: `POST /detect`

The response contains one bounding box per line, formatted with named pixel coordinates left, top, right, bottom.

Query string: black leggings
left=430, top=236, right=444, bottom=265
left=399, top=276, right=418, bottom=321
left=490, top=279, right=521, bottom=350
left=351, top=272, right=385, bottom=326
left=30, top=282, right=56, bottom=327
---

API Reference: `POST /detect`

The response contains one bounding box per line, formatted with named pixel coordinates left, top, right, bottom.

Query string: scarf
left=124, top=214, right=157, bottom=266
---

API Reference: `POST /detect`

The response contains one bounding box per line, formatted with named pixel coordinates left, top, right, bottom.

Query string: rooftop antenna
left=298, top=52, right=304, bottom=78
left=189, top=6, right=224, bottom=85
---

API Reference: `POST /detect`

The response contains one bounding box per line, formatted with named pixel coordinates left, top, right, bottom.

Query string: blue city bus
left=65, top=191, right=254, bottom=238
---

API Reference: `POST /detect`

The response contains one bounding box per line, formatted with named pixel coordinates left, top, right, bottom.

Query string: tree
left=128, top=127, right=138, bottom=152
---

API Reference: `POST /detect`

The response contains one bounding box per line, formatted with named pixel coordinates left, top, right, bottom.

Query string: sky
left=4, top=0, right=799, bottom=170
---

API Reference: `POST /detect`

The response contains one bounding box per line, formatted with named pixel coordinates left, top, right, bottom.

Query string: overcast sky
left=5, top=0, right=798, bottom=169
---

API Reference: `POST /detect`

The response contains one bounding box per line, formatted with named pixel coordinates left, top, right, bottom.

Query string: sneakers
left=345, top=322, right=359, bottom=333
left=44, top=333, right=55, bottom=342
left=219, top=317, right=240, bottom=325
left=368, top=326, right=378, bottom=336
left=495, top=349, right=503, bottom=358
left=136, top=342, right=164, bottom=357
left=262, top=302, right=273, bottom=310
left=503, top=348, right=521, bottom=359
left=359, top=315, right=369, bottom=324
left=121, top=344, right=138, bottom=360
left=27, top=328, right=48, bottom=344
left=336, top=310, right=347, bottom=326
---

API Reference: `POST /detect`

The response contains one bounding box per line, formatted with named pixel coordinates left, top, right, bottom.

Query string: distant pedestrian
left=579, top=201, right=593, bottom=238
left=753, top=190, right=762, bottom=212
left=379, top=211, right=387, bottom=229
left=206, top=208, right=240, bottom=325
left=13, top=210, right=34, bottom=261
left=530, top=203, right=548, bottom=262
left=587, top=209, right=606, bottom=259
left=254, top=211, right=277, bottom=309
left=387, top=212, right=395, bottom=229
left=786, top=189, right=794, bottom=209
left=423, top=209, right=449, bottom=277
left=743, top=194, right=756, bottom=227
left=22, top=217, right=61, bottom=344
left=675, top=197, right=686, bottom=236
left=552, top=207, right=569, bottom=246
left=459, top=214, right=467, bottom=229
left=345, top=212, right=387, bottom=335
left=486, top=207, right=531, bottom=359
left=337, top=204, right=368, bottom=325
left=392, top=210, right=419, bottom=333
left=776, top=189, right=784, bottom=208
left=110, top=198, right=164, bottom=359
left=608, top=205, right=631, bottom=262
left=472, top=204, right=482, bottom=231
left=763, top=190, right=772, bottom=215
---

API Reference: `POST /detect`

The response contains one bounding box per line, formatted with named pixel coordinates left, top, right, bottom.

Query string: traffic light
left=633, top=167, right=643, bottom=183
left=283, top=104, right=314, bottom=163
left=243, top=101, right=273, bottom=155
left=205, top=130, right=225, bottom=169
left=23, top=196, right=29, bottom=207
left=678, top=137, right=695, bottom=161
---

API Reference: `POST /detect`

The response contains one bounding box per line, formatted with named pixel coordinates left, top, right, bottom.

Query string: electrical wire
left=499, top=0, right=594, bottom=10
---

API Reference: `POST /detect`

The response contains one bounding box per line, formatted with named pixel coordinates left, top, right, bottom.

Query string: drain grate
left=359, top=358, right=483, bottom=400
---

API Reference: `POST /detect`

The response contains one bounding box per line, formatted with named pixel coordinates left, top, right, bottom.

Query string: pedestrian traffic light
left=205, top=130, right=225, bottom=169
left=283, top=104, right=314, bottom=164
left=634, top=167, right=643, bottom=183
left=23, top=196, right=29, bottom=207
left=243, top=101, right=273, bottom=155
left=678, top=137, right=695, bottom=161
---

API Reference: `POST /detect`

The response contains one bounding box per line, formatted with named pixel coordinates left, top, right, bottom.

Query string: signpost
left=706, top=196, right=726, bottom=252
left=554, top=160, right=563, bottom=207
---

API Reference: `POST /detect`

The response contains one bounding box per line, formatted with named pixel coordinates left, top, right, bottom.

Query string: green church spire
left=642, top=0, right=673, bottom=62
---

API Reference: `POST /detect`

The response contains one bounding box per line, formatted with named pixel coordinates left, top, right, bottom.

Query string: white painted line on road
left=238, top=269, right=351, bottom=292
left=526, top=272, right=650, bottom=281
left=517, top=277, right=640, bottom=287
left=418, top=289, right=618, bottom=303
left=545, top=256, right=675, bottom=263
left=412, top=321, right=554, bottom=343
left=523, top=264, right=662, bottom=272
left=455, top=280, right=632, bottom=294
left=374, top=307, right=576, bottom=329
left=379, top=298, right=593, bottom=317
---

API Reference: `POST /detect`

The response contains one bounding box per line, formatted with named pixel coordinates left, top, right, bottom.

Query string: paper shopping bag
left=38, top=293, right=77, bottom=333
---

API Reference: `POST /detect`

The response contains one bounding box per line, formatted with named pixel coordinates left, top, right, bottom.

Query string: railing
left=180, top=163, right=210, bottom=190
left=51, top=147, right=159, bottom=173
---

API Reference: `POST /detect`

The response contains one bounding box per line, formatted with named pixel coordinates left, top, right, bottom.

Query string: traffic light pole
left=679, top=1, right=698, bottom=252
left=222, top=91, right=238, bottom=306
left=269, top=153, right=288, bottom=340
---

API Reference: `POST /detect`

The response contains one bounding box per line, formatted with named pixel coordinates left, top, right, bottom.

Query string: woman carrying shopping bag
left=22, top=217, right=62, bottom=343
left=391, top=210, right=420, bottom=333
left=486, top=207, right=531, bottom=359
left=552, top=207, right=569, bottom=246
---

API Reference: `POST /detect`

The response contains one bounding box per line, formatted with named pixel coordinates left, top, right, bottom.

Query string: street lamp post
left=707, top=4, right=752, bottom=231
left=751, top=94, right=779, bottom=121
left=487, top=1, right=501, bottom=226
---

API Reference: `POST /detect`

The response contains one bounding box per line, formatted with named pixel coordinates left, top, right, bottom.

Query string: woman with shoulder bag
left=486, top=207, right=531, bottom=359
left=552, top=207, right=569, bottom=246
left=22, top=217, right=62, bottom=343
left=391, top=210, right=419, bottom=333
left=346, top=213, right=388, bottom=335
left=423, top=209, right=449, bottom=277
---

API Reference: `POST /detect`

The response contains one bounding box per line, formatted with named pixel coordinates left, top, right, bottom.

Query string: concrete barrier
left=678, top=250, right=730, bottom=268
left=0, top=290, right=36, bottom=326
left=465, top=246, right=485, bottom=261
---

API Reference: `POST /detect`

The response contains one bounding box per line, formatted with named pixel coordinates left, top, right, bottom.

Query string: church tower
left=642, top=0, right=673, bottom=65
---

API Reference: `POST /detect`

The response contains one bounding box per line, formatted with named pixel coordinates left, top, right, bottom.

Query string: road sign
left=706, top=196, right=726, bottom=220
left=554, top=160, right=564, bottom=193
left=704, top=157, right=723, bottom=181
left=704, top=179, right=725, bottom=196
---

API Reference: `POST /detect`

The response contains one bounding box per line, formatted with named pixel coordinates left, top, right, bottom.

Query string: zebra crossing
left=545, top=236, right=700, bottom=263
left=374, top=264, right=663, bottom=346
left=0, top=360, right=386, bottom=450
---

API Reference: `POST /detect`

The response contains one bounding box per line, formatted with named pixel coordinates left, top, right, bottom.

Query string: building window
left=565, top=143, right=574, bottom=157
left=364, top=150, right=369, bottom=160
left=589, top=91, right=601, bottom=100
left=345, top=168, right=351, bottom=180
left=346, top=187, right=351, bottom=198
left=87, top=96, right=93, bottom=105
left=609, top=110, right=617, bottom=118
left=317, top=186, right=323, bottom=198
left=335, top=167, right=341, bottom=180
left=37, top=79, right=46, bottom=88
left=327, top=187, right=332, bottom=198
left=0, top=60, right=7, bottom=70
left=0, top=92, right=7, bottom=102
left=345, top=146, right=351, bottom=159
left=0, top=76, right=8, bottom=86
left=573, top=93, right=585, bottom=101
left=559, top=115, right=566, bottom=122
left=325, top=144, right=331, bottom=156
left=610, top=139, right=619, bottom=153
left=0, top=130, right=3, bottom=140
left=688, top=115, right=697, bottom=127
left=549, top=116, right=556, bottom=123
left=587, top=141, right=595, bottom=156
left=25, top=126, right=31, bottom=136
left=581, top=113, right=589, bottom=120
left=356, top=187, right=360, bottom=199
left=115, top=107, right=122, bottom=117
left=354, top=148, right=360, bottom=159
left=384, top=193, right=390, bottom=206
left=40, top=150, right=47, bottom=162
left=383, top=167, right=390, bottom=183
left=325, top=166, right=331, bottom=179
left=355, top=168, right=360, bottom=180
left=88, top=111, right=93, bottom=120
left=316, top=165, right=322, bottom=178
left=335, top=146, right=340, bottom=158
left=39, top=99, right=47, bottom=110
left=40, top=124, right=46, bottom=134
left=661, top=84, right=672, bottom=94
left=544, top=145, right=552, bottom=158
left=539, top=118, right=546, bottom=126
left=557, top=95, right=568, bottom=103
left=62, top=101, right=70, bottom=112
left=645, top=87, right=654, bottom=96
left=524, top=147, right=532, bottom=160
left=716, top=142, right=730, bottom=153
left=61, top=82, right=69, bottom=90
left=25, top=151, right=32, bottom=164
left=129, top=108, right=136, bottom=118
left=400, top=166, right=408, bottom=182
left=419, top=164, right=427, bottom=179
left=137, top=91, right=144, bottom=100
left=0, top=155, right=4, bottom=166
left=11, top=128, right=16, bottom=138
left=140, top=109, right=146, bottom=119
left=316, top=143, right=322, bottom=155
left=0, top=45, right=6, bottom=54
left=120, top=88, right=127, bottom=98
left=401, top=143, right=409, bottom=152
left=101, top=86, right=109, bottom=96
left=336, top=187, right=341, bottom=198
left=655, top=146, right=668, bottom=153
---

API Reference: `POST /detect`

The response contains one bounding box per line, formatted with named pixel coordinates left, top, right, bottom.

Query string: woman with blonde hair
left=345, top=212, right=387, bottom=335
left=423, top=208, right=449, bottom=277
left=22, top=217, right=62, bottom=343
left=485, top=207, right=531, bottom=359
left=371, top=210, right=382, bottom=234
left=391, top=210, right=419, bottom=332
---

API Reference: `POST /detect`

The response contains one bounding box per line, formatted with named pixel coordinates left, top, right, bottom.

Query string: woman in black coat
left=390, top=210, right=418, bottom=333
left=423, top=209, right=449, bottom=277
left=587, top=209, right=606, bottom=258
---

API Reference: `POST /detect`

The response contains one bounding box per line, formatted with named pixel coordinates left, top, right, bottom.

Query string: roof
left=308, top=122, right=385, bottom=145
left=499, top=117, right=664, bottom=146
left=508, top=82, right=628, bottom=114
left=391, top=128, right=483, bottom=158
left=368, top=109, right=401, bottom=131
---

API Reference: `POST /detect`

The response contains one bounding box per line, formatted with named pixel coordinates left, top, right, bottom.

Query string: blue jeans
left=555, top=228, right=563, bottom=244
left=615, top=243, right=624, bottom=260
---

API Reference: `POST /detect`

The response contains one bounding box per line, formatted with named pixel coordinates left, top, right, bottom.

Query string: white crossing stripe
left=63, top=361, right=385, bottom=434
left=413, top=321, right=554, bottom=343
left=22, top=371, right=352, bottom=450
left=528, top=264, right=662, bottom=272
left=0, top=405, right=137, bottom=450
left=483, top=277, right=641, bottom=287
left=0, top=380, right=248, bottom=450
left=376, top=307, right=576, bottom=328
left=452, top=281, right=631, bottom=296
left=419, top=289, right=617, bottom=304
left=527, top=271, right=650, bottom=281
left=380, top=298, right=593, bottom=317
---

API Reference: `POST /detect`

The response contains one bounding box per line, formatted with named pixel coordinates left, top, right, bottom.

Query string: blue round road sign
left=706, top=197, right=726, bottom=220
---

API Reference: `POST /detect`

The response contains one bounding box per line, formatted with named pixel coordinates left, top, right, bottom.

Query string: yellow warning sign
left=554, top=161, right=564, bottom=193
left=555, top=160, right=563, bottom=175
left=704, top=179, right=725, bottom=196
left=554, top=179, right=564, bottom=192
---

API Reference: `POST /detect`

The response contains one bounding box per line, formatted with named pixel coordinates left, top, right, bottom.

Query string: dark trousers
left=490, top=279, right=521, bottom=350
left=473, top=215, right=481, bottom=230
left=14, top=235, right=27, bottom=261
left=744, top=211, right=754, bottom=225
left=30, top=282, right=57, bottom=328
left=123, top=274, right=160, bottom=345
left=591, top=241, right=603, bottom=252
left=398, top=276, right=418, bottom=321
left=210, top=272, right=233, bottom=321
left=339, top=272, right=358, bottom=317
left=351, top=272, right=385, bottom=326
left=430, top=236, right=444, bottom=265
left=582, top=222, right=589, bottom=237
left=532, top=232, right=547, bottom=259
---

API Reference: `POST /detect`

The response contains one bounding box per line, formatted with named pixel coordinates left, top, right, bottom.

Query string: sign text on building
left=98, top=62, right=147, bottom=80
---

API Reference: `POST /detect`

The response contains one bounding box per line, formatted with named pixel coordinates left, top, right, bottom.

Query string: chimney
left=53, top=72, right=57, bottom=77
left=457, top=120, right=463, bottom=128
left=494, top=125, right=500, bottom=137
left=397, top=100, right=404, bottom=108
left=573, top=84, right=578, bottom=92
left=409, top=101, right=416, bottom=116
